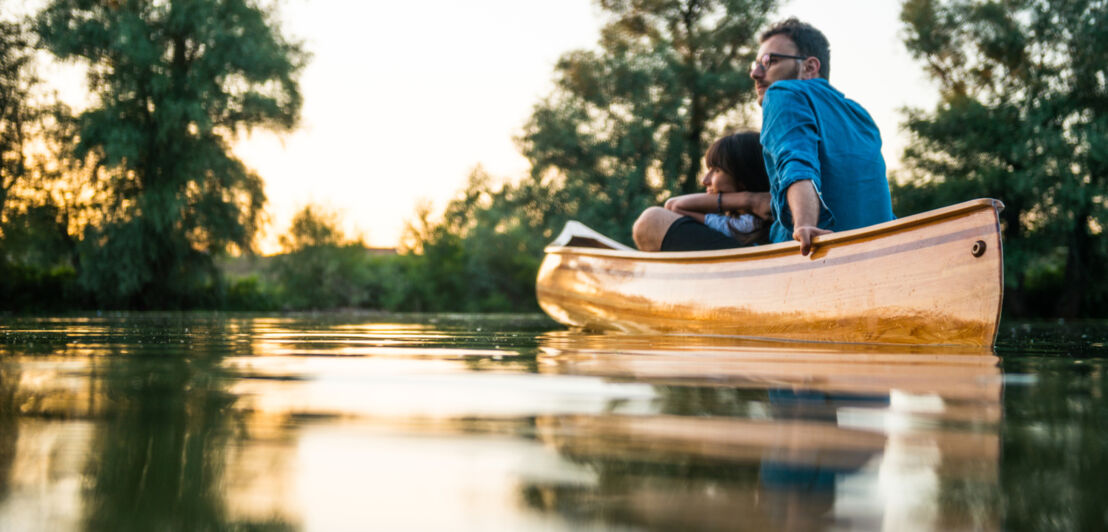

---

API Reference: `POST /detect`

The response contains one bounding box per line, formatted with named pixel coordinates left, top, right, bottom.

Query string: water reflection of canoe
left=531, top=334, right=1003, bottom=531
left=536, top=199, right=1004, bottom=346
left=537, top=332, right=1003, bottom=406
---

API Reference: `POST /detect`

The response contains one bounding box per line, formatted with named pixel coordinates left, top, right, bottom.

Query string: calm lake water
left=0, top=313, right=1105, bottom=531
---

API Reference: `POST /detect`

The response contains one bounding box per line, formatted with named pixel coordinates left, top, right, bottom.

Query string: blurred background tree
left=516, top=0, right=776, bottom=244
left=0, top=18, right=34, bottom=222
left=402, top=0, right=777, bottom=312
left=0, top=16, right=88, bottom=310
left=268, top=205, right=381, bottom=310
left=897, top=0, right=1108, bottom=317
left=35, top=0, right=307, bottom=308
left=398, top=167, right=543, bottom=312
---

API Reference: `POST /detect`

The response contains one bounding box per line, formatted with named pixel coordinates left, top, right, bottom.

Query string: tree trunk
left=1001, top=201, right=1029, bottom=317
left=683, top=95, right=706, bottom=194
left=1055, top=209, right=1091, bottom=317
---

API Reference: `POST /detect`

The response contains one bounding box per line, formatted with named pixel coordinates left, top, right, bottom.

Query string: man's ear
left=800, top=57, right=821, bottom=80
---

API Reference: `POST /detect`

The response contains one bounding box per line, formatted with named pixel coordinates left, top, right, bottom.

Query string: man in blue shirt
left=753, top=17, right=894, bottom=255
left=632, top=18, right=893, bottom=255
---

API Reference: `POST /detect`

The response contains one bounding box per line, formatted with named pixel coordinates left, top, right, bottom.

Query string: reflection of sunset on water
left=1, top=315, right=1105, bottom=530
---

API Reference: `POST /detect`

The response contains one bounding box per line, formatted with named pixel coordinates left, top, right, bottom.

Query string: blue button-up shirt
left=760, top=78, right=895, bottom=243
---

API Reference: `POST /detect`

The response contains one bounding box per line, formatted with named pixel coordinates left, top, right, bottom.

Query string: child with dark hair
left=663, top=131, right=772, bottom=246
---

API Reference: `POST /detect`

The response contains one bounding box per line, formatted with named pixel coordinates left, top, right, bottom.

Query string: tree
left=400, top=167, right=543, bottom=312
left=268, top=204, right=378, bottom=310
left=898, top=0, right=1108, bottom=317
left=278, top=204, right=345, bottom=251
left=518, top=0, right=776, bottom=243
left=0, top=17, right=35, bottom=226
left=0, top=16, right=91, bottom=310
left=36, top=0, right=307, bottom=308
left=400, top=0, right=778, bottom=312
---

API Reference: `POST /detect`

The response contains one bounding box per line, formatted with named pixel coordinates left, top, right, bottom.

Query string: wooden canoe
left=535, top=199, right=1005, bottom=346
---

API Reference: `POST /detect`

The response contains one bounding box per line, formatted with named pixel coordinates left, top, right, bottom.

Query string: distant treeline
left=1, top=0, right=1105, bottom=317
left=222, top=202, right=543, bottom=313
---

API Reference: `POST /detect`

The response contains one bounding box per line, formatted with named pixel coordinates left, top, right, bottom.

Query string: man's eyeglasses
left=750, top=53, right=808, bottom=74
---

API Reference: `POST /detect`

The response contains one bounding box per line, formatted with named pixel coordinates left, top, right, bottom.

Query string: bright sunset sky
left=30, top=0, right=938, bottom=252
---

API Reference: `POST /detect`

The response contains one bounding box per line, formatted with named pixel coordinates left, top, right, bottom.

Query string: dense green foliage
left=0, top=18, right=33, bottom=221
left=34, top=0, right=306, bottom=308
left=517, top=0, right=775, bottom=243
left=0, top=17, right=85, bottom=311
left=896, top=0, right=1108, bottom=317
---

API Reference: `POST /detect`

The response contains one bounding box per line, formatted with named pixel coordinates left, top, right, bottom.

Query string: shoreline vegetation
left=1, top=0, right=1105, bottom=318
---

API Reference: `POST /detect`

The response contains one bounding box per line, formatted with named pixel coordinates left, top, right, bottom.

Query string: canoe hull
left=536, top=199, right=1004, bottom=346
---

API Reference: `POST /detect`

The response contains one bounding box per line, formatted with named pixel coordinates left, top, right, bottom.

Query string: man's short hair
left=760, top=18, right=830, bottom=80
